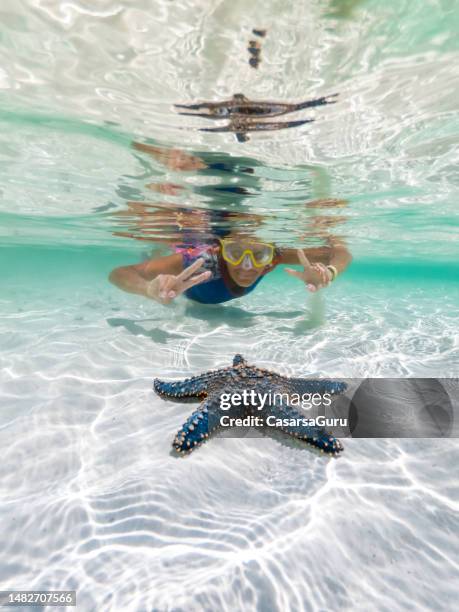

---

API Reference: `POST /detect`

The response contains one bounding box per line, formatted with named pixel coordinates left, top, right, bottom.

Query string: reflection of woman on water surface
left=109, top=141, right=352, bottom=305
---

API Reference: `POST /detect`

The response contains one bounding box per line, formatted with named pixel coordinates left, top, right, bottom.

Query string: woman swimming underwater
left=109, top=234, right=352, bottom=306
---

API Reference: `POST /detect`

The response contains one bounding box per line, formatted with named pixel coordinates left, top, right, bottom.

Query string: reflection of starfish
left=154, top=355, right=347, bottom=455
left=201, top=117, right=314, bottom=143
left=175, top=93, right=338, bottom=119
left=175, top=93, right=337, bottom=142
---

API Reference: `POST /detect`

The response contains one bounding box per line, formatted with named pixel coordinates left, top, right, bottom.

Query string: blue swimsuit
left=181, top=246, right=266, bottom=304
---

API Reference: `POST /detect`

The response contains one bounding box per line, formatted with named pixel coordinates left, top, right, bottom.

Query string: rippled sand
left=1, top=270, right=458, bottom=610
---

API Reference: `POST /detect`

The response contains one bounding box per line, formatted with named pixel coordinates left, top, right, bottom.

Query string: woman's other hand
left=284, top=249, right=332, bottom=292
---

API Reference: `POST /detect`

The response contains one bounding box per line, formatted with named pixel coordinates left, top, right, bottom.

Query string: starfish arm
left=295, top=93, right=338, bottom=111
left=200, top=119, right=314, bottom=134
left=172, top=397, right=245, bottom=454
left=174, top=102, right=212, bottom=111
left=244, top=119, right=315, bottom=130
left=154, top=361, right=246, bottom=402
left=153, top=372, right=216, bottom=402
left=174, top=102, right=232, bottom=118
left=175, top=111, right=225, bottom=119
left=173, top=404, right=211, bottom=453
left=263, top=401, right=343, bottom=454
left=199, top=125, right=238, bottom=133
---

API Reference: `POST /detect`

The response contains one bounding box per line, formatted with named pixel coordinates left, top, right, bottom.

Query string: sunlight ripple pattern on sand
left=1, top=282, right=458, bottom=610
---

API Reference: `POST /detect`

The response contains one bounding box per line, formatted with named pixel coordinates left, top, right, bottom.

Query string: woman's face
left=227, top=258, right=265, bottom=286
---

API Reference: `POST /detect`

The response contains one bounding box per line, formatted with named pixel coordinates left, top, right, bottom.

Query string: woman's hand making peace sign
left=284, top=249, right=333, bottom=292
left=146, top=258, right=211, bottom=305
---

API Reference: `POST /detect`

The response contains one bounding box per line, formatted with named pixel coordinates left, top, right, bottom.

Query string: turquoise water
left=1, top=1, right=459, bottom=610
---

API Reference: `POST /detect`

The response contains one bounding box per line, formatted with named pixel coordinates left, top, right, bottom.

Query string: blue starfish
left=154, top=355, right=347, bottom=455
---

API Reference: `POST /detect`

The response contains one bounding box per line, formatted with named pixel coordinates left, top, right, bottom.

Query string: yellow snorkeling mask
left=219, top=238, right=275, bottom=268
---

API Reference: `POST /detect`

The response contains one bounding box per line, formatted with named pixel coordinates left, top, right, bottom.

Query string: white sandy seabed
left=1, top=273, right=458, bottom=612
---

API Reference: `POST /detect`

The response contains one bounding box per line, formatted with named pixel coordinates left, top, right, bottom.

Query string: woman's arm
left=109, top=254, right=184, bottom=298
left=278, top=239, right=352, bottom=276
left=327, top=238, right=353, bottom=276
left=280, top=239, right=352, bottom=291
left=109, top=254, right=211, bottom=305
left=132, top=142, right=207, bottom=171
